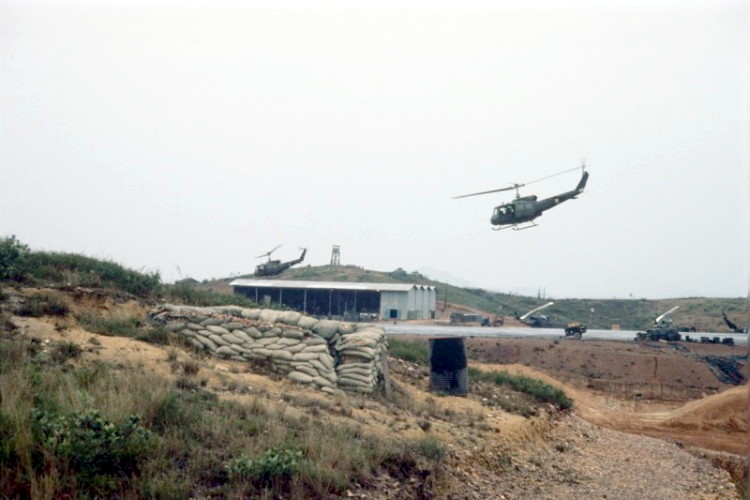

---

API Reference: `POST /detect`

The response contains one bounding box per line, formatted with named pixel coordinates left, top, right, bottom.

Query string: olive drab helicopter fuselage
left=455, top=166, right=590, bottom=230
left=254, top=246, right=307, bottom=277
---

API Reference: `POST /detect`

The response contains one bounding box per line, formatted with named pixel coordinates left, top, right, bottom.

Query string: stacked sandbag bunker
left=148, top=305, right=388, bottom=394
left=335, top=325, right=388, bottom=393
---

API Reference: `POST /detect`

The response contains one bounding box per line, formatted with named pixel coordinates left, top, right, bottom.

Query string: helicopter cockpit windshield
left=495, top=205, right=515, bottom=217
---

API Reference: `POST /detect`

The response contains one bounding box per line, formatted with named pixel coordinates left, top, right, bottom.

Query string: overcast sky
left=1, top=0, right=748, bottom=299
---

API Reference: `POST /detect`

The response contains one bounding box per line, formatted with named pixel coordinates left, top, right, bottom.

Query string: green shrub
left=31, top=408, right=153, bottom=494
left=51, top=342, right=82, bottom=363
left=24, top=251, right=160, bottom=297
left=0, top=236, right=30, bottom=282
left=226, top=447, right=303, bottom=485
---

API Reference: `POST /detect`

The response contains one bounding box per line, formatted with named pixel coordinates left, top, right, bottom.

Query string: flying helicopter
left=453, top=165, right=589, bottom=230
left=254, top=246, right=307, bottom=277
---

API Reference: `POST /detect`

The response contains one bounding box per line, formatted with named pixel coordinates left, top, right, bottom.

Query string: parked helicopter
left=515, top=301, right=555, bottom=328
left=453, top=165, right=589, bottom=230
left=254, top=246, right=306, bottom=277
left=634, top=305, right=696, bottom=342
left=722, top=312, right=747, bottom=333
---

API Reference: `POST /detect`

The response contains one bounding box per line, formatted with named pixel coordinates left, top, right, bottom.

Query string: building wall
left=380, top=290, right=411, bottom=320
left=386, top=287, right=437, bottom=320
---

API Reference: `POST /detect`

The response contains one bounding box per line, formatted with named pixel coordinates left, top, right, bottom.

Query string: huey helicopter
left=454, top=165, right=589, bottom=230
left=254, top=245, right=307, bottom=277
left=722, top=312, right=747, bottom=334
left=514, top=301, right=555, bottom=328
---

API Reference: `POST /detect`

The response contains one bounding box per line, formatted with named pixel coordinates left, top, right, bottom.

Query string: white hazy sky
left=1, top=0, right=748, bottom=299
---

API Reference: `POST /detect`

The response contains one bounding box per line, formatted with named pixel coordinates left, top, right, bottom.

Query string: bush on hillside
left=226, top=447, right=304, bottom=486
left=0, top=236, right=30, bottom=282
left=23, top=251, right=160, bottom=297
left=162, top=282, right=271, bottom=309
left=31, top=409, right=153, bottom=494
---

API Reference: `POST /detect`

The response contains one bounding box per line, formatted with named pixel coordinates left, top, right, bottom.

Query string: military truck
left=564, top=321, right=586, bottom=339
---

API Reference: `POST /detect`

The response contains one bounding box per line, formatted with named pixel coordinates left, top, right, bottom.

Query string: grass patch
left=410, top=436, right=445, bottom=462
left=469, top=367, right=573, bottom=411
left=161, top=283, right=270, bottom=309
left=388, top=338, right=428, bottom=364
left=76, top=313, right=144, bottom=337
left=15, top=292, right=70, bottom=317
left=75, top=313, right=169, bottom=345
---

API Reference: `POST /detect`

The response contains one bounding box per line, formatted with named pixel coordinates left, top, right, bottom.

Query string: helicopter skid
left=492, top=221, right=538, bottom=231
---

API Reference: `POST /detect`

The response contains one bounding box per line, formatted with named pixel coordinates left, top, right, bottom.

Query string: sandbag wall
left=148, top=304, right=387, bottom=394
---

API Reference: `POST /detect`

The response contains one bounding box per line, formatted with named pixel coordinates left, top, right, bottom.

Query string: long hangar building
left=230, top=279, right=437, bottom=320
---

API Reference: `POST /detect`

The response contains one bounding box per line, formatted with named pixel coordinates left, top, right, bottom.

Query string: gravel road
left=441, top=414, right=739, bottom=499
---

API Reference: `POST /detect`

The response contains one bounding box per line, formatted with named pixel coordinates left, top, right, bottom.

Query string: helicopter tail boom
left=574, top=170, right=589, bottom=194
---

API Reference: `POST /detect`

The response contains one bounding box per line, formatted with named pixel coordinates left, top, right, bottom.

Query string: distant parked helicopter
left=515, top=301, right=555, bottom=328
left=635, top=305, right=683, bottom=342
left=722, top=312, right=747, bottom=333
left=254, top=246, right=306, bottom=277
left=453, top=165, right=589, bottom=230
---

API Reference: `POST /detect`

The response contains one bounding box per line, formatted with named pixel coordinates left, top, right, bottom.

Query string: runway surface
left=383, top=324, right=748, bottom=345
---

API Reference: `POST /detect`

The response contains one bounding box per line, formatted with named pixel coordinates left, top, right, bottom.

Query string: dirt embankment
left=453, top=336, right=748, bottom=456
left=463, top=337, right=745, bottom=400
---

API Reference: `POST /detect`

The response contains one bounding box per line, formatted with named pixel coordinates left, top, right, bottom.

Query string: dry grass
left=0, top=327, right=445, bottom=498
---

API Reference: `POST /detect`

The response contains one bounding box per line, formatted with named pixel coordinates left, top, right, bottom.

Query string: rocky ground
left=377, top=357, right=744, bottom=499
left=438, top=414, right=739, bottom=500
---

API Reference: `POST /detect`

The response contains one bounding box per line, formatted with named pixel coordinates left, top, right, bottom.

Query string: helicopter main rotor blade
left=452, top=184, right=519, bottom=199
left=452, top=165, right=585, bottom=199
left=655, top=305, right=680, bottom=324
left=524, top=166, right=583, bottom=187
left=256, top=244, right=282, bottom=258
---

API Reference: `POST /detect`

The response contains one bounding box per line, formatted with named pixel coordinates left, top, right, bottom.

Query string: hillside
left=199, top=264, right=747, bottom=331
left=0, top=286, right=742, bottom=498
left=0, top=242, right=745, bottom=498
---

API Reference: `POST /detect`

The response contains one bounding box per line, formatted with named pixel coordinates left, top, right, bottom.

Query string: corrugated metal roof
left=229, top=279, right=436, bottom=292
